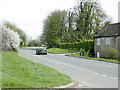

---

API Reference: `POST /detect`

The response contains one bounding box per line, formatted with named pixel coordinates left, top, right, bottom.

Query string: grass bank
left=47, top=48, right=79, bottom=54
left=2, top=51, right=72, bottom=88
left=47, top=48, right=119, bottom=64
left=66, top=53, right=119, bottom=64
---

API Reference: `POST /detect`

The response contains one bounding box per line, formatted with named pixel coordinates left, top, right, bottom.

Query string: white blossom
left=0, top=23, right=20, bottom=51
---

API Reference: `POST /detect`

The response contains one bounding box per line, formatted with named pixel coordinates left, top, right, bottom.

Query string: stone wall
left=94, top=38, right=101, bottom=57
left=118, top=36, right=120, bottom=60
left=94, top=36, right=119, bottom=59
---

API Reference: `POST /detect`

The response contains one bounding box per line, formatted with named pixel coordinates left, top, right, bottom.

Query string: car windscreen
left=36, top=48, right=46, bottom=50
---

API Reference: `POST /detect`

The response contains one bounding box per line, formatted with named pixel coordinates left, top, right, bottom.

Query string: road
left=18, top=47, right=118, bottom=88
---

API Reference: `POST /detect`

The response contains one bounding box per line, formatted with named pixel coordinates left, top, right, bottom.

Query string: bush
left=69, top=43, right=74, bottom=49
left=107, top=48, right=118, bottom=59
left=59, top=43, right=65, bottom=49
left=88, top=48, right=95, bottom=57
left=76, top=42, right=80, bottom=49
left=59, top=40, right=94, bottom=51
left=65, top=43, right=69, bottom=49
left=0, top=24, right=20, bottom=51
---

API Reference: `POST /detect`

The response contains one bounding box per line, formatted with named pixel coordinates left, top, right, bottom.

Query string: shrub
left=69, top=43, right=74, bottom=49
left=107, top=48, right=118, bottom=59
left=65, top=43, right=69, bottom=49
left=0, top=24, right=20, bottom=51
left=88, top=48, right=95, bottom=57
left=59, top=43, right=65, bottom=49
left=76, top=42, right=80, bottom=49
left=59, top=40, right=94, bottom=51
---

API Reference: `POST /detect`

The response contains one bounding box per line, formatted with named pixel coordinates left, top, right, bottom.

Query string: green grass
left=47, top=48, right=119, bottom=63
left=47, top=48, right=79, bottom=54
left=66, top=53, right=120, bottom=64
left=2, top=51, right=72, bottom=88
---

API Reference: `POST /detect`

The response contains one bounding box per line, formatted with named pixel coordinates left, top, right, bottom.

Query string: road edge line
left=54, top=82, right=74, bottom=88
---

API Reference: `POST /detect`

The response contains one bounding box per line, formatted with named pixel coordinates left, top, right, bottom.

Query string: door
left=97, top=51, right=100, bottom=58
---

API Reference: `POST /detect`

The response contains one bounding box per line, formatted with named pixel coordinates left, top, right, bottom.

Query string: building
left=94, top=23, right=120, bottom=60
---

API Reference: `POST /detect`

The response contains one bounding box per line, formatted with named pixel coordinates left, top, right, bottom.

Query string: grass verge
left=2, top=51, right=72, bottom=88
left=66, top=53, right=119, bottom=64
left=47, top=48, right=79, bottom=54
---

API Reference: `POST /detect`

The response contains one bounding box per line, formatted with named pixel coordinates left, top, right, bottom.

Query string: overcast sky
left=0, top=0, right=119, bottom=39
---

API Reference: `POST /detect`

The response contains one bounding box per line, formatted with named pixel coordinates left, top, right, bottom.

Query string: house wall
left=118, top=36, right=120, bottom=60
left=94, top=36, right=119, bottom=59
left=94, top=38, right=101, bottom=57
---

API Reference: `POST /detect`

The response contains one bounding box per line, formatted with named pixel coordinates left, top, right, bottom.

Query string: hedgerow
left=59, top=40, right=94, bottom=51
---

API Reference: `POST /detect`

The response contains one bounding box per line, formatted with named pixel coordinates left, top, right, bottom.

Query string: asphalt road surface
left=18, top=47, right=118, bottom=88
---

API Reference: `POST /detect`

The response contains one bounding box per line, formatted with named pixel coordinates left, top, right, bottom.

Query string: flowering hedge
left=0, top=23, right=20, bottom=51
left=59, top=40, right=94, bottom=51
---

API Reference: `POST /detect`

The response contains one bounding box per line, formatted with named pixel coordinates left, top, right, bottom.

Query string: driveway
left=18, top=48, right=118, bottom=88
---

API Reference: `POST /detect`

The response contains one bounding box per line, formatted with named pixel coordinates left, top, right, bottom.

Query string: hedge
left=59, top=40, right=94, bottom=51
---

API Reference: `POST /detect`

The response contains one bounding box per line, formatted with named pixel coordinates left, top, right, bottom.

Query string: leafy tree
left=66, top=9, right=78, bottom=43
left=41, top=0, right=111, bottom=47
left=73, top=0, right=111, bottom=41
left=4, top=21, right=27, bottom=46
left=41, top=10, right=67, bottom=48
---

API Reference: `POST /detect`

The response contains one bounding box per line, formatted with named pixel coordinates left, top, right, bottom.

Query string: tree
left=41, top=10, right=67, bottom=48
left=4, top=21, right=27, bottom=46
left=73, top=0, right=111, bottom=41
left=0, top=23, right=20, bottom=51
left=66, top=9, right=77, bottom=43
left=41, top=0, right=111, bottom=47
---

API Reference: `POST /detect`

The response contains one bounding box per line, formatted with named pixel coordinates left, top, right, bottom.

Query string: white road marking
left=62, top=63, right=68, bottom=66
left=110, top=77, right=117, bottom=79
left=78, top=84, right=84, bottom=87
left=82, top=69, right=86, bottom=71
left=95, top=72, right=99, bottom=74
left=102, top=74, right=108, bottom=77
left=76, top=67, right=117, bottom=81
left=54, top=82, right=74, bottom=88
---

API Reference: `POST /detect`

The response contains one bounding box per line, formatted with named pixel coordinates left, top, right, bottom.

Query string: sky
left=0, top=0, right=119, bottom=40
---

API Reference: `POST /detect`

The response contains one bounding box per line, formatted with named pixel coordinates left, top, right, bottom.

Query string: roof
left=94, top=23, right=120, bottom=38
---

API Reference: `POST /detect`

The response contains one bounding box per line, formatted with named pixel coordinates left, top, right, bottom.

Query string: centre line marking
left=102, top=74, right=108, bottom=77
left=110, top=77, right=117, bottom=79
left=95, top=72, right=99, bottom=74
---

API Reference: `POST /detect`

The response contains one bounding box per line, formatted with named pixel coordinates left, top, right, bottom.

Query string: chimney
left=118, top=1, right=120, bottom=22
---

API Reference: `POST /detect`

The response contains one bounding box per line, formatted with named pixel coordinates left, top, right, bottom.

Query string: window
left=97, top=38, right=100, bottom=46
left=106, top=38, right=110, bottom=45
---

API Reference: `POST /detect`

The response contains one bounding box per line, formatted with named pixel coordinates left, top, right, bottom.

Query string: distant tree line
left=40, top=0, right=111, bottom=48
left=27, top=39, right=41, bottom=47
